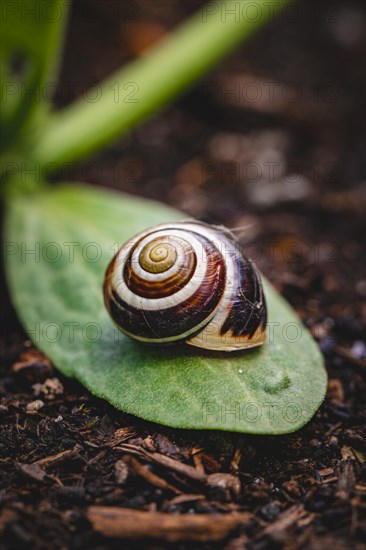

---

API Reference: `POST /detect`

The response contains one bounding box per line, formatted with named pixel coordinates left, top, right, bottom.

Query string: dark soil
left=1, top=1, right=365, bottom=548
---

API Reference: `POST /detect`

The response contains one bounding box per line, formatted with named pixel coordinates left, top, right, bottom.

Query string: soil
left=1, top=1, right=365, bottom=548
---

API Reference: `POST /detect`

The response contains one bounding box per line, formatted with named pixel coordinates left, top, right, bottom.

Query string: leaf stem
left=31, top=0, right=289, bottom=167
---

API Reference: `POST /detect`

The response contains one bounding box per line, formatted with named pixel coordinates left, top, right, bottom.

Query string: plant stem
left=1, top=0, right=69, bottom=156
left=31, top=0, right=289, bottom=167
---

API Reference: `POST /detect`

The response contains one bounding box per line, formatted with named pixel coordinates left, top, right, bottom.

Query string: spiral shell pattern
left=103, top=221, right=267, bottom=351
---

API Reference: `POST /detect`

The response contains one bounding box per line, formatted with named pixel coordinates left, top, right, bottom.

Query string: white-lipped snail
left=103, top=221, right=267, bottom=352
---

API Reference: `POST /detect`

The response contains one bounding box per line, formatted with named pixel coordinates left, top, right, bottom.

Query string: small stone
left=351, top=341, right=365, bottom=359
left=26, top=400, right=45, bottom=414
left=114, top=460, right=129, bottom=485
left=32, top=378, right=64, bottom=400
left=143, top=436, right=157, bottom=452
left=206, top=473, right=241, bottom=502
left=259, top=502, right=281, bottom=521
left=320, top=337, right=335, bottom=356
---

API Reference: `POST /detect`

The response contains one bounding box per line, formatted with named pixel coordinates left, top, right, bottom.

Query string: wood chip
left=164, top=494, right=205, bottom=507
left=337, top=461, right=356, bottom=498
left=142, top=451, right=207, bottom=483
left=106, top=427, right=137, bottom=447
left=317, top=467, right=334, bottom=477
left=16, top=462, right=46, bottom=482
left=206, top=473, right=241, bottom=501
left=114, top=443, right=144, bottom=457
left=259, top=504, right=305, bottom=538
left=191, top=448, right=205, bottom=474
left=87, top=506, right=252, bottom=542
left=231, top=444, right=243, bottom=474
left=114, top=460, right=129, bottom=485
left=124, top=455, right=182, bottom=494
left=34, top=444, right=81, bottom=468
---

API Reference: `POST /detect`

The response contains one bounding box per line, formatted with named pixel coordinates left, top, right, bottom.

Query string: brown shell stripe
left=105, top=237, right=226, bottom=340
left=123, top=241, right=197, bottom=299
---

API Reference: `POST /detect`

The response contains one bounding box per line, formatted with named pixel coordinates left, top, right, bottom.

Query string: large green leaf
left=4, top=184, right=327, bottom=434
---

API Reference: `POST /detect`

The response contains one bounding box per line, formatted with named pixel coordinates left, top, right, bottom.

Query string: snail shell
left=103, top=221, right=267, bottom=352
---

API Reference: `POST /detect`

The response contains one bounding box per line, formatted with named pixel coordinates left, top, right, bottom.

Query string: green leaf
left=30, top=0, right=290, bottom=167
left=0, top=0, right=69, bottom=155
left=4, top=184, right=327, bottom=434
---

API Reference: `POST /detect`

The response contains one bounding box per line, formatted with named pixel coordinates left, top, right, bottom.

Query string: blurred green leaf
left=0, top=0, right=69, bottom=155
left=31, top=0, right=289, bottom=167
left=5, top=184, right=327, bottom=434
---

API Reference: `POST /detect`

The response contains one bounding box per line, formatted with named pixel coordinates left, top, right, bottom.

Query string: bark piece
left=124, top=455, right=182, bottom=494
left=142, top=451, right=207, bottom=483
left=16, top=462, right=46, bottom=482
left=35, top=444, right=81, bottom=468
left=87, top=506, right=252, bottom=542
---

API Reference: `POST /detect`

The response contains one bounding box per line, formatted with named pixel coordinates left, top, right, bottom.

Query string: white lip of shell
left=111, top=227, right=221, bottom=311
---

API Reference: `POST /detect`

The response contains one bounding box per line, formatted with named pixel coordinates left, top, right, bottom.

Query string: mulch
left=0, top=317, right=365, bottom=549
left=1, top=0, right=365, bottom=548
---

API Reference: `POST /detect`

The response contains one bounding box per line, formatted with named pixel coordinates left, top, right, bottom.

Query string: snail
left=103, top=221, right=267, bottom=352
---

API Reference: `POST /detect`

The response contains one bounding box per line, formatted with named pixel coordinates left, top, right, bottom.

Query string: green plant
left=1, top=0, right=327, bottom=434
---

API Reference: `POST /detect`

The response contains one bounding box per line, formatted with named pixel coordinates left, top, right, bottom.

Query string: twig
left=34, top=444, right=82, bottom=468
left=124, top=455, right=182, bottom=495
left=87, top=506, right=252, bottom=542
left=141, top=450, right=207, bottom=483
